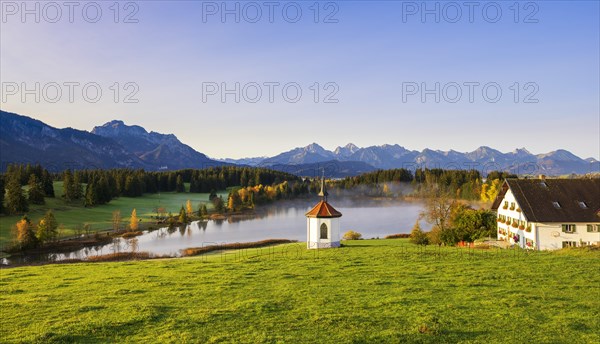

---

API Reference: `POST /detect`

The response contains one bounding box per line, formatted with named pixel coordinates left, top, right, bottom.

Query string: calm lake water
left=3, top=200, right=426, bottom=265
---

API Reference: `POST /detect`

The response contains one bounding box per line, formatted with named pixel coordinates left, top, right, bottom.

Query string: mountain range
left=1, top=110, right=598, bottom=177
left=0, top=111, right=223, bottom=171
left=228, top=143, right=599, bottom=177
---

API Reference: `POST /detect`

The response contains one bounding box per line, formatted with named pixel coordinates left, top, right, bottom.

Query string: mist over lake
left=5, top=200, right=426, bottom=264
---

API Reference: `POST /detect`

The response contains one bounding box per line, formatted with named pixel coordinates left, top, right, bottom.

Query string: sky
left=1, top=1, right=599, bottom=159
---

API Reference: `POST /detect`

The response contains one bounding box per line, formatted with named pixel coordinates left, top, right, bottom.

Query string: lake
left=3, top=200, right=427, bottom=265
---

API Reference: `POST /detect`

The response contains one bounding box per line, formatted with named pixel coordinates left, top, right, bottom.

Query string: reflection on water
left=2, top=201, right=426, bottom=265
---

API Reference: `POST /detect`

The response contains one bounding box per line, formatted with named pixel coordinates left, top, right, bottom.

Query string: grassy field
left=0, top=182, right=230, bottom=249
left=1, top=240, right=598, bottom=343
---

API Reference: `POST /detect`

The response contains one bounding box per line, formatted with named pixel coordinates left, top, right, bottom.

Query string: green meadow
left=0, top=182, right=229, bottom=249
left=1, top=240, right=598, bottom=343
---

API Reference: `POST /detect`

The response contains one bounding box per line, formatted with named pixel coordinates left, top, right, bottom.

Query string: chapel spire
left=318, top=169, right=328, bottom=201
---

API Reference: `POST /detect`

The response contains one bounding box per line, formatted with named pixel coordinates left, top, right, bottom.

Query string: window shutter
left=588, top=225, right=593, bottom=232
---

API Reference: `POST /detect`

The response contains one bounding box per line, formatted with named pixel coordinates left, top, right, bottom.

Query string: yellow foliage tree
left=487, top=179, right=501, bottom=202
left=186, top=200, right=193, bottom=217
left=15, top=217, right=37, bottom=249
left=480, top=183, right=490, bottom=202
left=129, top=209, right=138, bottom=232
left=382, top=184, right=390, bottom=196
left=227, top=195, right=235, bottom=211
left=238, top=188, right=249, bottom=203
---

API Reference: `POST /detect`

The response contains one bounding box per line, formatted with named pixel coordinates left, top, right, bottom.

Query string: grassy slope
left=1, top=240, right=598, bottom=343
left=0, top=182, right=229, bottom=248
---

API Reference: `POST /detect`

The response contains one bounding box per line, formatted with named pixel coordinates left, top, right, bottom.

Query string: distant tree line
left=0, top=165, right=306, bottom=213
left=334, top=168, right=485, bottom=200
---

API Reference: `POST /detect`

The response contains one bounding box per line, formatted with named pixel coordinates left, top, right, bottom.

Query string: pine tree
left=112, top=210, right=122, bottom=232
left=176, top=175, right=185, bottom=193
left=73, top=172, right=83, bottom=200
left=27, top=174, right=45, bottom=205
left=84, top=180, right=97, bottom=207
left=409, top=220, right=429, bottom=246
left=63, top=170, right=75, bottom=201
left=0, top=175, right=5, bottom=214
left=198, top=203, right=208, bottom=218
left=178, top=205, right=188, bottom=224
left=253, top=170, right=261, bottom=187
left=213, top=196, right=224, bottom=213
left=42, top=170, right=55, bottom=197
left=240, top=170, right=248, bottom=187
left=129, top=209, right=139, bottom=232
left=36, top=210, right=58, bottom=243
left=5, top=174, right=28, bottom=214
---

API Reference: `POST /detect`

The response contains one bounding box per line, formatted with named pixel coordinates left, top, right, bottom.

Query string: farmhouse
left=305, top=176, right=342, bottom=249
left=491, top=177, right=600, bottom=250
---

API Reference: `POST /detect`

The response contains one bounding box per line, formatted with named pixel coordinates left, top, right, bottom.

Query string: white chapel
left=305, top=176, right=342, bottom=249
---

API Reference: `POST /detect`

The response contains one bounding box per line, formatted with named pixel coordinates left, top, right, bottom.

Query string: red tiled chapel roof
left=305, top=200, right=342, bottom=218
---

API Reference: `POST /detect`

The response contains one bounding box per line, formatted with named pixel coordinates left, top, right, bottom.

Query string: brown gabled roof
left=305, top=200, right=342, bottom=218
left=491, top=178, right=600, bottom=223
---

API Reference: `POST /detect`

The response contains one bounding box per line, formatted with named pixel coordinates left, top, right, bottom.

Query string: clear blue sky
left=1, top=1, right=598, bottom=159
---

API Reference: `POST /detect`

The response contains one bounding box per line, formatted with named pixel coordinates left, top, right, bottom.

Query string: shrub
left=409, top=221, right=429, bottom=246
left=385, top=233, right=410, bottom=239
left=343, top=231, right=362, bottom=240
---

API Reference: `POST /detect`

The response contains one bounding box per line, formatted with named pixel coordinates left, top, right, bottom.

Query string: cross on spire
left=318, top=168, right=328, bottom=201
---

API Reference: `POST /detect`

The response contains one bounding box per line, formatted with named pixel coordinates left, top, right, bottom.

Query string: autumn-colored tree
left=227, top=190, right=242, bottom=211
left=36, top=210, right=58, bottom=243
left=112, top=210, right=122, bottom=231
left=186, top=200, right=193, bottom=217
left=14, top=216, right=38, bottom=249
left=486, top=179, right=501, bottom=202
left=129, top=209, right=139, bottom=231
left=382, top=183, right=391, bottom=197
left=480, top=183, right=490, bottom=202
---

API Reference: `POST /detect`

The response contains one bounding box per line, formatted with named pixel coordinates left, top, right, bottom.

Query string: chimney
left=539, top=175, right=546, bottom=180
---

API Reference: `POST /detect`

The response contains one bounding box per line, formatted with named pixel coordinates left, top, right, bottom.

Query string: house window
left=510, top=202, right=515, bottom=210
left=552, top=202, right=561, bottom=209
left=587, top=225, right=599, bottom=233
left=562, top=241, right=577, bottom=248
left=579, top=202, right=588, bottom=209
left=561, top=224, right=576, bottom=233
left=503, top=201, right=508, bottom=209
left=320, top=223, right=328, bottom=239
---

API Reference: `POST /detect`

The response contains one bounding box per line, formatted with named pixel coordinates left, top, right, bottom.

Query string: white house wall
left=536, top=223, right=600, bottom=250
left=496, top=188, right=600, bottom=250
